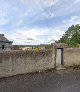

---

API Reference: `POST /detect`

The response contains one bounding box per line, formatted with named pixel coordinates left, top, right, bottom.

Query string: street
left=0, top=69, right=80, bottom=92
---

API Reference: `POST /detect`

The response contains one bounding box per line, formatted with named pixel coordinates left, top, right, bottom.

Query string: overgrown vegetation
left=58, top=24, right=80, bottom=47
left=33, top=44, right=52, bottom=52
left=45, top=44, right=52, bottom=50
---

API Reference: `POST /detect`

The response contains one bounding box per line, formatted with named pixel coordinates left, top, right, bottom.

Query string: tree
left=58, top=24, right=80, bottom=47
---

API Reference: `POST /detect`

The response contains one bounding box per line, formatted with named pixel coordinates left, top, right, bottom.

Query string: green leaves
left=58, top=24, right=80, bottom=47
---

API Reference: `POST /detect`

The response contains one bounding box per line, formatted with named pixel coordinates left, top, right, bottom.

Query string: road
left=0, top=69, right=80, bottom=92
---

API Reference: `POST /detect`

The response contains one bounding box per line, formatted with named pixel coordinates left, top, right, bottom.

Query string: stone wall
left=1, top=46, right=80, bottom=78
left=0, top=50, right=55, bottom=77
left=64, top=48, right=80, bottom=67
left=0, top=42, right=12, bottom=51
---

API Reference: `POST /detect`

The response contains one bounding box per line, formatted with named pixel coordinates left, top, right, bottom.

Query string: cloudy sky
left=0, top=0, right=80, bottom=45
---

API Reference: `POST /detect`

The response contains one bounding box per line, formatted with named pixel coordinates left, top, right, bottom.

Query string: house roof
left=0, top=34, right=13, bottom=43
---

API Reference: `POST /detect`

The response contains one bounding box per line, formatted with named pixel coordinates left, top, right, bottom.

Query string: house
left=0, top=34, right=13, bottom=51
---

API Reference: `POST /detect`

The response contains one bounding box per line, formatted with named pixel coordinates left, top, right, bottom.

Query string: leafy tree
left=58, top=24, right=80, bottom=47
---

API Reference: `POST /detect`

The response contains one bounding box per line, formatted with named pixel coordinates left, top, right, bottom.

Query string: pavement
left=0, top=69, right=80, bottom=92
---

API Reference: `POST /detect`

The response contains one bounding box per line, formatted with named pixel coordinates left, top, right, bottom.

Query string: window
left=2, top=45, right=4, bottom=50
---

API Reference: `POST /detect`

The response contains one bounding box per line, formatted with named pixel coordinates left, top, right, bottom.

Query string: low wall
left=64, top=48, right=80, bottom=67
left=1, top=46, right=80, bottom=78
left=0, top=50, right=55, bottom=77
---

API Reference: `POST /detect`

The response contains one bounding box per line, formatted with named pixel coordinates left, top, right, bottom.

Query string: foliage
left=34, top=47, right=41, bottom=52
left=33, top=45, right=52, bottom=52
left=45, top=45, right=52, bottom=50
left=58, top=24, right=80, bottom=47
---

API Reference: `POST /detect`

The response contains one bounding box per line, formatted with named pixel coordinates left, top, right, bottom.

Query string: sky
left=0, top=0, right=80, bottom=45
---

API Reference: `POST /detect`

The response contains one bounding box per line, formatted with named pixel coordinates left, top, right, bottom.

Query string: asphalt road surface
left=0, top=69, right=80, bottom=92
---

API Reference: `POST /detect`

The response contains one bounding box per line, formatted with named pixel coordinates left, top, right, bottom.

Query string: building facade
left=0, top=34, right=13, bottom=51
